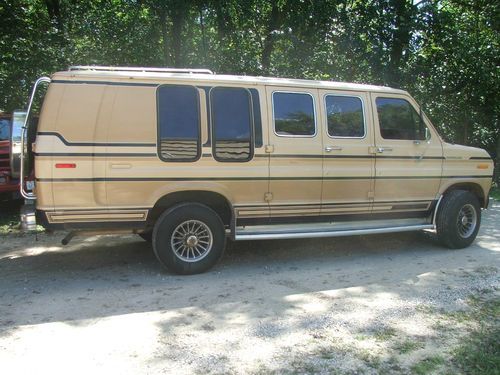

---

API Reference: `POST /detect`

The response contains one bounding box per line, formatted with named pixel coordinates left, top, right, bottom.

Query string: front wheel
left=152, top=203, right=226, bottom=275
left=436, top=190, right=481, bottom=249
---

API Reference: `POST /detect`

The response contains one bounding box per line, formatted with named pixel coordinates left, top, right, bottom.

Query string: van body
left=18, top=66, right=493, bottom=274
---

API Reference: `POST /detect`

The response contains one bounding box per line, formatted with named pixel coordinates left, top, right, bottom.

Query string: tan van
left=14, top=66, right=493, bottom=274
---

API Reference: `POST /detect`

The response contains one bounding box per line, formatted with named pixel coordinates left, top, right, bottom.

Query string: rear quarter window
left=157, top=85, right=201, bottom=162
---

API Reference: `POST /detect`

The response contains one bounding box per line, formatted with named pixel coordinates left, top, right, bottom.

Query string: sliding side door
left=319, top=90, right=375, bottom=218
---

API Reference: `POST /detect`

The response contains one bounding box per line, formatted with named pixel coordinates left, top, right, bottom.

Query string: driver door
left=371, top=93, right=443, bottom=214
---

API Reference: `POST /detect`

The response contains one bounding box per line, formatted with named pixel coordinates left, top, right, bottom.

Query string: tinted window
left=157, top=85, right=200, bottom=161
left=376, top=98, right=426, bottom=140
left=273, top=92, right=315, bottom=136
left=326, top=96, right=364, bottom=137
left=211, top=87, right=253, bottom=161
left=0, top=119, right=10, bottom=141
left=249, top=89, right=263, bottom=148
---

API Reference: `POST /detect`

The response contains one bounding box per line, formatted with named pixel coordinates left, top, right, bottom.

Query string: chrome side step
left=234, top=219, right=434, bottom=241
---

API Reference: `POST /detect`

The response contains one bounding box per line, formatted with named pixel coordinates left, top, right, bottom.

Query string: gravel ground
left=0, top=203, right=499, bottom=374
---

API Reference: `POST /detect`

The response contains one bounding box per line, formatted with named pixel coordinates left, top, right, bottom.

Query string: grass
left=452, top=297, right=500, bottom=375
left=393, top=340, right=423, bottom=354
left=410, top=355, right=445, bottom=375
left=373, top=327, right=397, bottom=341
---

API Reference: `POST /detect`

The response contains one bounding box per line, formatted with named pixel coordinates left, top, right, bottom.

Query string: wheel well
left=442, top=183, right=486, bottom=208
left=147, top=191, right=233, bottom=229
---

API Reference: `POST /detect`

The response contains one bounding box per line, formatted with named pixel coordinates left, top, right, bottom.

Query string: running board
left=234, top=221, right=434, bottom=241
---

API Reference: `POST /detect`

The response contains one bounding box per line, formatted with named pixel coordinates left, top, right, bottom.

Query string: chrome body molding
left=46, top=209, right=149, bottom=224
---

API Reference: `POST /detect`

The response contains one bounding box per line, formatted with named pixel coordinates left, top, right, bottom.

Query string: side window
left=376, top=97, right=426, bottom=140
left=273, top=92, right=315, bottom=136
left=325, top=95, right=365, bottom=138
left=211, top=87, right=253, bottom=162
left=157, top=85, right=200, bottom=161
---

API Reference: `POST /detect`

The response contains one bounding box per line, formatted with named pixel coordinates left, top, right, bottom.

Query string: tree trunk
left=387, top=0, right=412, bottom=86
left=261, top=3, right=283, bottom=75
left=495, top=133, right=500, bottom=184
left=158, top=7, right=170, bottom=66
left=199, top=6, right=207, bottom=64
left=44, top=0, right=64, bottom=33
left=171, top=2, right=187, bottom=67
left=463, top=120, right=468, bottom=145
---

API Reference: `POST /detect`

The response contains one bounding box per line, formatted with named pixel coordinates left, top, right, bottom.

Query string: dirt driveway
left=0, top=204, right=499, bottom=374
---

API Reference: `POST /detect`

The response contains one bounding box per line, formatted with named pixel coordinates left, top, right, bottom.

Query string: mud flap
left=20, top=199, right=37, bottom=231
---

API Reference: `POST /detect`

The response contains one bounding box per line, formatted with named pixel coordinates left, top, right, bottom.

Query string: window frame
left=209, top=86, right=255, bottom=163
left=272, top=90, right=317, bottom=138
left=324, top=93, right=366, bottom=140
left=156, top=84, right=202, bottom=163
left=375, top=96, right=430, bottom=142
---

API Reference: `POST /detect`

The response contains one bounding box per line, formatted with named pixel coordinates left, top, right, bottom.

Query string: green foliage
left=491, top=186, right=500, bottom=201
left=0, top=0, right=498, bottom=176
left=0, top=199, right=21, bottom=234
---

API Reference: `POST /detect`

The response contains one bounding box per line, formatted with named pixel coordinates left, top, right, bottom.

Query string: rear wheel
left=436, top=190, right=481, bottom=249
left=152, top=203, right=226, bottom=275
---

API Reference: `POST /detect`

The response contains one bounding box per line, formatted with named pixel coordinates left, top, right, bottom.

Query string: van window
left=325, top=95, right=364, bottom=138
left=157, top=85, right=201, bottom=161
left=211, top=87, right=253, bottom=162
left=273, top=92, right=315, bottom=136
left=249, top=89, right=263, bottom=148
left=376, top=98, right=426, bottom=140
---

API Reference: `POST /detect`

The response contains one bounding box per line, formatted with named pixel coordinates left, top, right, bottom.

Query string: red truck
left=0, top=113, right=20, bottom=200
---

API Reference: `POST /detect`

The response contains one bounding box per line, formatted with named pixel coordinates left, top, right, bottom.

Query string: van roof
left=52, top=66, right=408, bottom=95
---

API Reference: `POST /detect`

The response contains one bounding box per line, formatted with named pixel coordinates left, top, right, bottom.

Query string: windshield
left=0, top=119, right=10, bottom=141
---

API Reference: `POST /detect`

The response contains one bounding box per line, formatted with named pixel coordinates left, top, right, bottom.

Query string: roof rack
left=68, top=65, right=215, bottom=75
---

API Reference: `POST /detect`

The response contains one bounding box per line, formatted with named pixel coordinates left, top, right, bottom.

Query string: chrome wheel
left=456, top=204, right=477, bottom=238
left=171, top=220, right=213, bottom=262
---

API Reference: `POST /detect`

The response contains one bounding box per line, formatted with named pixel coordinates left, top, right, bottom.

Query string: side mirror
left=10, top=111, right=26, bottom=179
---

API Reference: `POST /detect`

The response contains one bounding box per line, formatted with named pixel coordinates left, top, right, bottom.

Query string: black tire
left=152, top=203, right=226, bottom=275
left=138, top=232, right=152, bottom=242
left=436, top=190, right=481, bottom=249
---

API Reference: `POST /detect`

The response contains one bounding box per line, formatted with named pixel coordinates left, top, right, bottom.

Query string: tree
left=0, top=0, right=498, bottom=180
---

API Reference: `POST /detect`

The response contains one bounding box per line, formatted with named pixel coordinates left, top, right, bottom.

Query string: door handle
left=377, top=147, right=393, bottom=153
left=111, top=163, right=132, bottom=169
left=325, top=146, right=343, bottom=152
